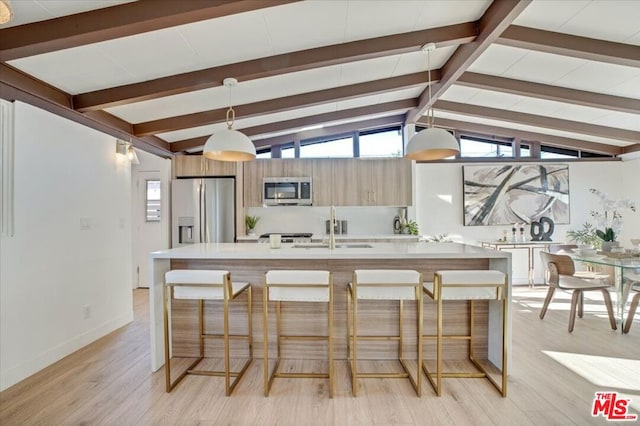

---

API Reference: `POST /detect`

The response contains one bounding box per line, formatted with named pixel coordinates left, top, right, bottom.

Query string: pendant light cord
left=427, top=47, right=434, bottom=128
left=226, top=81, right=235, bottom=130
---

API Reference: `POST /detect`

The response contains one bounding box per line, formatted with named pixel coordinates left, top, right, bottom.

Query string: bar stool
left=263, top=270, right=333, bottom=397
left=422, top=270, right=507, bottom=397
left=163, top=270, right=252, bottom=395
left=347, top=269, right=423, bottom=397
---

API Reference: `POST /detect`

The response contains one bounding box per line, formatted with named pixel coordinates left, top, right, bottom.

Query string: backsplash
left=245, top=206, right=408, bottom=236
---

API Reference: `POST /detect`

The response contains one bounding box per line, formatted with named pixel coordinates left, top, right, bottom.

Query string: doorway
left=132, top=170, right=168, bottom=288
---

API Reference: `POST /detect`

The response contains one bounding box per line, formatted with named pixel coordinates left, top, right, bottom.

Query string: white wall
left=246, top=206, right=406, bottom=236
left=414, top=160, right=639, bottom=283
left=0, top=102, right=134, bottom=391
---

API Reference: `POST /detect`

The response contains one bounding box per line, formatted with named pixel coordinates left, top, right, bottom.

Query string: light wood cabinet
left=330, top=158, right=412, bottom=206
left=242, top=158, right=411, bottom=207
left=174, top=155, right=236, bottom=177
left=243, top=159, right=315, bottom=207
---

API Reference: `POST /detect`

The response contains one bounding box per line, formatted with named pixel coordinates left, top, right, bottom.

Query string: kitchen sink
left=292, top=243, right=373, bottom=249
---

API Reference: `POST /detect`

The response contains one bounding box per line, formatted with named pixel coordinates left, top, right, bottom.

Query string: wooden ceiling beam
left=457, top=72, right=640, bottom=114
left=170, top=99, right=416, bottom=152
left=498, top=25, right=640, bottom=68
left=134, top=71, right=436, bottom=136
left=0, top=0, right=300, bottom=61
left=435, top=100, right=640, bottom=143
left=405, top=0, right=531, bottom=123
left=73, top=22, right=477, bottom=112
left=429, top=117, right=623, bottom=156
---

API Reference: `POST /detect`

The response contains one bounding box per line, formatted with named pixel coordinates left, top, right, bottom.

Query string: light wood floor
left=1, top=287, right=638, bottom=425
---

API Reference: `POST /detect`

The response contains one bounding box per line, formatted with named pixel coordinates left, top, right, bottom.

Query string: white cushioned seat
left=427, top=270, right=506, bottom=300
left=165, top=269, right=248, bottom=300
left=352, top=269, right=421, bottom=300
left=266, top=270, right=330, bottom=302
left=557, top=275, right=610, bottom=290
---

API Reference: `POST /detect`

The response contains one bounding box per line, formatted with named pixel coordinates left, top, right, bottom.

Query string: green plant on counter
left=596, top=227, right=616, bottom=242
left=245, top=215, right=260, bottom=234
left=404, top=220, right=419, bottom=236
left=566, top=222, right=601, bottom=248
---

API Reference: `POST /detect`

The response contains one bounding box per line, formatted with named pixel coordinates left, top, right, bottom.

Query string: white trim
left=0, top=99, right=14, bottom=237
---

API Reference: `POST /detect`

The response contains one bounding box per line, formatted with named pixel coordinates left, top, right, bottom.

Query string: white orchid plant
left=589, top=188, right=636, bottom=242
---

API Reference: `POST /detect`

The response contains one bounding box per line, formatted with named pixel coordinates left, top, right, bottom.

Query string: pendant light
left=0, top=0, right=13, bottom=25
left=203, top=78, right=256, bottom=162
left=405, top=43, right=460, bottom=161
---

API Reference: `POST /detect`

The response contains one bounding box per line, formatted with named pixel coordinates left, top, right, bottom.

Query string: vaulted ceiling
left=1, top=0, right=639, bottom=159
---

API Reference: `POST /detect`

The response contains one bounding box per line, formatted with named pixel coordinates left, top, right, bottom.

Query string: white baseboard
left=0, top=311, right=133, bottom=391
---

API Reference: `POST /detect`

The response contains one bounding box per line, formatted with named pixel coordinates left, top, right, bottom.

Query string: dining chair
left=539, top=252, right=617, bottom=332
left=623, top=276, right=639, bottom=334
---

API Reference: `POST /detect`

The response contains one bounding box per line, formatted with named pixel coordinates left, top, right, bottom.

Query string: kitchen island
left=149, top=242, right=511, bottom=372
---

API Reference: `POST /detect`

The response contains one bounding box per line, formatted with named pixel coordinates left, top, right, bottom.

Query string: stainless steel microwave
left=263, top=177, right=312, bottom=206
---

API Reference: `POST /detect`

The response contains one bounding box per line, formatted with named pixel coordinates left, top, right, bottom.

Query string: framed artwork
left=463, top=164, right=570, bottom=226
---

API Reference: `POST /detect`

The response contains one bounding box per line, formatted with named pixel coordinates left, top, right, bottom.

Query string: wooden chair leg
left=568, top=290, right=580, bottom=333
left=540, top=287, right=556, bottom=319
left=623, top=291, right=639, bottom=334
left=600, top=288, right=617, bottom=331
left=578, top=292, right=584, bottom=318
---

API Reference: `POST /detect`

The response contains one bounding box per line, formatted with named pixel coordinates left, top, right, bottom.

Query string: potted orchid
left=589, top=188, right=636, bottom=251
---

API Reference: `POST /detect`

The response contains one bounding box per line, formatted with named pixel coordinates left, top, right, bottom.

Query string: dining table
left=571, top=252, right=640, bottom=331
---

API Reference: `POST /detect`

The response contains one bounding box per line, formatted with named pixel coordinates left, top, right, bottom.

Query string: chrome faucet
left=328, top=205, right=336, bottom=250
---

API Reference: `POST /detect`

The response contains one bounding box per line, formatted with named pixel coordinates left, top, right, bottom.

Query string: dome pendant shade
left=203, top=128, right=256, bottom=162
left=405, top=127, right=459, bottom=161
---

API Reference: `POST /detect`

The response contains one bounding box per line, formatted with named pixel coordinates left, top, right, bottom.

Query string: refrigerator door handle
left=202, top=182, right=208, bottom=243
left=198, top=181, right=204, bottom=243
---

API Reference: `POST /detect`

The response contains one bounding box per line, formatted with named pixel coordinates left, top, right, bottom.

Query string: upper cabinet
left=243, top=158, right=411, bottom=207
left=174, top=155, right=237, bottom=177
left=331, top=159, right=412, bottom=206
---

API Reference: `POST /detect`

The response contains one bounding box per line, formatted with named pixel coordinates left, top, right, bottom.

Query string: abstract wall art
left=463, top=164, right=570, bottom=226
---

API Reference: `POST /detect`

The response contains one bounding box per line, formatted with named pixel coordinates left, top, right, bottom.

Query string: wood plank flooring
left=1, top=287, right=638, bottom=425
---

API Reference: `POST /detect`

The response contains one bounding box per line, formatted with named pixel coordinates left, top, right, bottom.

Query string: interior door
left=133, top=171, right=167, bottom=288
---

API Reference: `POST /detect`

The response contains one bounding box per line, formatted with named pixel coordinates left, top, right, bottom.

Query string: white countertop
left=151, top=242, right=509, bottom=260
left=236, top=234, right=418, bottom=242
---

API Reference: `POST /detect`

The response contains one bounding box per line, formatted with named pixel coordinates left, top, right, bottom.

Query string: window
left=540, top=145, right=578, bottom=159
left=256, top=149, right=271, bottom=159
left=460, top=136, right=513, bottom=158
left=519, top=144, right=531, bottom=158
left=299, top=136, right=353, bottom=158
left=359, top=126, right=403, bottom=157
left=280, top=146, right=295, bottom=158
left=145, top=180, right=161, bottom=222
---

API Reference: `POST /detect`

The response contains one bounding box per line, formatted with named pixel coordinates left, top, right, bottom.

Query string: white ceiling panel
left=392, top=46, right=456, bottom=77
left=554, top=61, right=640, bottom=95
left=433, top=111, right=631, bottom=147
left=0, top=0, right=136, bottom=28
left=501, top=50, right=587, bottom=85
left=176, top=11, right=274, bottom=69
left=592, top=112, right=640, bottom=132
left=8, top=46, right=135, bottom=94
left=515, top=0, right=640, bottom=44
left=262, top=1, right=349, bottom=54
left=337, top=56, right=401, bottom=86
left=335, top=94, right=382, bottom=111
left=467, top=44, right=529, bottom=75
left=343, top=1, right=427, bottom=40
left=377, top=86, right=425, bottom=103
left=440, top=85, right=482, bottom=103
left=441, top=87, right=639, bottom=130
left=608, top=75, right=640, bottom=100
left=460, top=89, right=526, bottom=111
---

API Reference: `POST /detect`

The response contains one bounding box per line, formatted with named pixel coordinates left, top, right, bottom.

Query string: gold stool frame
left=347, top=270, right=423, bottom=397
left=163, top=272, right=253, bottom=395
left=422, top=271, right=508, bottom=397
left=263, top=271, right=334, bottom=397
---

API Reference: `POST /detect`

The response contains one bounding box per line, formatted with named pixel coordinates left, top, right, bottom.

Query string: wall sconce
left=116, top=139, right=140, bottom=165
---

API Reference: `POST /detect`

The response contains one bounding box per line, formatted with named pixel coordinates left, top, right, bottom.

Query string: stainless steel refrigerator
left=171, top=178, right=235, bottom=247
